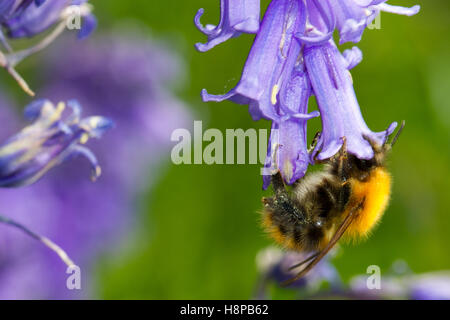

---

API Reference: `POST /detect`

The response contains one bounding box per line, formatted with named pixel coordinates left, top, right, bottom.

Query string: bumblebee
left=261, top=122, right=405, bottom=285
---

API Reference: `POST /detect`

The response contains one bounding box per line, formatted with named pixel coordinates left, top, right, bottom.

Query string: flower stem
left=0, top=214, right=75, bottom=268
left=6, top=21, right=67, bottom=68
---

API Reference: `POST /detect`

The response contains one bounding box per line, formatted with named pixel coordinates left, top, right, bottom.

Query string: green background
left=97, top=0, right=449, bottom=299
left=9, top=0, right=450, bottom=299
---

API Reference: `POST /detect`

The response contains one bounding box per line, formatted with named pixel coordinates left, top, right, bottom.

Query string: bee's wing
left=288, top=252, right=319, bottom=271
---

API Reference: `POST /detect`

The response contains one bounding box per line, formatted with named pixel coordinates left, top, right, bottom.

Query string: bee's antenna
left=389, top=120, right=405, bottom=148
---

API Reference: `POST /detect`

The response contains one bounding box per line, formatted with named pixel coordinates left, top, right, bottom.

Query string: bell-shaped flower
left=195, top=0, right=260, bottom=52
left=304, top=41, right=396, bottom=160
left=0, top=99, right=113, bottom=187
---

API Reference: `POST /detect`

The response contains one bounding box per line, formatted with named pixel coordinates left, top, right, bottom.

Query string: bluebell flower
left=0, top=31, right=192, bottom=299
left=410, top=272, right=450, bottom=300
left=0, top=0, right=96, bottom=96
left=255, top=247, right=341, bottom=298
left=0, top=0, right=46, bottom=23
left=259, top=254, right=450, bottom=300
left=2, top=0, right=96, bottom=39
left=196, top=0, right=419, bottom=188
left=304, top=41, right=398, bottom=161
left=195, top=0, right=260, bottom=52
left=332, top=0, right=420, bottom=44
left=0, top=99, right=113, bottom=188
left=350, top=262, right=450, bottom=300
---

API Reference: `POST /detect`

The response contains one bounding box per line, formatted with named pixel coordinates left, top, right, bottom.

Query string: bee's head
left=352, top=156, right=376, bottom=171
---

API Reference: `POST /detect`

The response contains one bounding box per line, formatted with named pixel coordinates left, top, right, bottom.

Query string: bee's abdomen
left=344, top=167, right=391, bottom=238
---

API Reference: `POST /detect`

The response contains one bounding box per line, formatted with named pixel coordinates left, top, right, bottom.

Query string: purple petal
left=263, top=115, right=317, bottom=190
left=411, top=273, right=450, bottom=300
left=343, top=46, right=363, bottom=70
left=194, top=0, right=260, bottom=52
left=297, top=0, right=335, bottom=45
left=304, top=41, right=396, bottom=160
left=77, top=13, right=97, bottom=39
left=331, top=0, right=376, bottom=44
left=203, top=0, right=305, bottom=121
left=378, top=3, right=420, bottom=16
left=4, top=0, right=67, bottom=38
left=330, top=0, right=420, bottom=44
left=0, top=100, right=112, bottom=188
left=262, top=41, right=319, bottom=188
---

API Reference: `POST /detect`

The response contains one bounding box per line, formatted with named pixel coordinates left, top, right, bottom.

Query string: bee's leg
left=336, top=136, right=349, bottom=183
left=308, top=131, right=321, bottom=153
left=288, top=252, right=319, bottom=271
left=362, top=134, right=382, bottom=153
left=271, top=171, right=287, bottom=196
left=362, top=134, right=387, bottom=166
left=261, top=197, right=272, bottom=206
left=335, top=137, right=351, bottom=211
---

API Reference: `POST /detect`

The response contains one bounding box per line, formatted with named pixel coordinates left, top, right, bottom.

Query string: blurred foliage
left=94, top=0, right=450, bottom=299
left=3, top=0, right=447, bottom=299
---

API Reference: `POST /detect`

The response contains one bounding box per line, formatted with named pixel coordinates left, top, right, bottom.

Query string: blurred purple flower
left=258, top=255, right=450, bottom=300
left=410, top=272, right=450, bottom=300
left=196, top=0, right=419, bottom=188
left=0, top=0, right=96, bottom=96
left=0, top=0, right=46, bottom=23
left=2, top=0, right=95, bottom=39
left=0, top=99, right=112, bottom=188
left=0, top=31, right=191, bottom=299
left=350, top=263, right=450, bottom=300
left=255, top=247, right=340, bottom=299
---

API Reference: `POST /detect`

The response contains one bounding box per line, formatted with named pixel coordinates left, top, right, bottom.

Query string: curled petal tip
left=194, top=42, right=210, bottom=53
left=316, top=140, right=343, bottom=161
left=91, top=165, right=102, bottom=182
left=411, top=5, right=421, bottom=15
left=343, top=47, right=363, bottom=70
left=378, top=3, right=421, bottom=16
left=78, top=14, right=97, bottom=39
left=194, top=8, right=207, bottom=33
left=193, top=0, right=260, bottom=51
left=386, top=121, right=398, bottom=134
left=80, top=116, right=114, bottom=138
left=378, top=121, right=398, bottom=144
left=201, top=88, right=232, bottom=103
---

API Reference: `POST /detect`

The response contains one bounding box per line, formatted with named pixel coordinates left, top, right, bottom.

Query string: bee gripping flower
left=196, top=0, right=419, bottom=188
left=0, top=99, right=113, bottom=188
left=304, top=41, right=397, bottom=161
